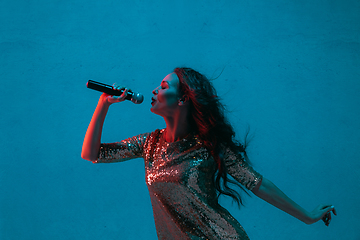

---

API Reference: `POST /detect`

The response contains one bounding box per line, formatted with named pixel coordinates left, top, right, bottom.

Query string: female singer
left=82, top=67, right=336, bottom=239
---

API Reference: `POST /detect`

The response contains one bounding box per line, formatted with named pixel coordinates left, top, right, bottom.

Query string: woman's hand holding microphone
left=100, top=84, right=131, bottom=105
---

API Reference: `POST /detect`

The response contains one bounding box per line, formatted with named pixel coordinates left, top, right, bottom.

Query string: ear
left=178, top=96, right=189, bottom=106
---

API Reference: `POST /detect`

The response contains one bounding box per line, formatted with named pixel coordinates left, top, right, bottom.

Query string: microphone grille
left=131, top=92, right=144, bottom=104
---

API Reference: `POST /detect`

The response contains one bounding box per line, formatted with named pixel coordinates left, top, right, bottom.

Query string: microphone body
left=87, top=80, right=144, bottom=104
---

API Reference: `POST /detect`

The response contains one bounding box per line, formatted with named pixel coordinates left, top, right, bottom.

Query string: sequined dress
left=94, top=129, right=262, bottom=240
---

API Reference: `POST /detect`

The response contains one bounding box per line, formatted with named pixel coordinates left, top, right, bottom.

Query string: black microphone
left=86, top=80, right=144, bottom=104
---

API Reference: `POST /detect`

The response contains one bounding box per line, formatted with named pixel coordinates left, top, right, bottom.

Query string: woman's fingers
left=101, top=84, right=130, bottom=104
left=321, top=205, right=335, bottom=212
left=113, top=84, right=132, bottom=101
left=108, top=88, right=128, bottom=103
left=323, top=212, right=330, bottom=226
left=118, top=88, right=129, bottom=101
left=322, top=205, right=336, bottom=217
left=113, top=83, right=132, bottom=92
left=320, top=205, right=336, bottom=226
left=113, top=83, right=125, bottom=91
left=332, top=207, right=337, bottom=216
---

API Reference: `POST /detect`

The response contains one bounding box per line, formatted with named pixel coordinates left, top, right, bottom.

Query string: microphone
left=86, top=80, right=144, bottom=104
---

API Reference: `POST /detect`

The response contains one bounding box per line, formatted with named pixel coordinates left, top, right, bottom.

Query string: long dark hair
left=174, top=67, right=250, bottom=207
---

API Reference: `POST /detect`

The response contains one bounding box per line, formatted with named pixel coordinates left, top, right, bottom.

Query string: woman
left=82, top=67, right=336, bottom=239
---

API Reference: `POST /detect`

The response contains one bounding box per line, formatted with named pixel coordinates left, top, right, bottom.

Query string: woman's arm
left=81, top=88, right=129, bottom=161
left=251, top=177, right=336, bottom=225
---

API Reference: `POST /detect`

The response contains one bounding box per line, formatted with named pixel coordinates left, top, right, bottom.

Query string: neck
left=163, top=111, right=192, bottom=142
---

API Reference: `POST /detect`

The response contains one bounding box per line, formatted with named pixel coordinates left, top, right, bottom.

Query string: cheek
left=158, top=92, right=178, bottom=105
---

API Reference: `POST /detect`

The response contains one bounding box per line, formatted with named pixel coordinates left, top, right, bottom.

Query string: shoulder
left=143, top=128, right=164, bottom=145
left=135, top=129, right=164, bottom=140
left=149, top=128, right=164, bottom=138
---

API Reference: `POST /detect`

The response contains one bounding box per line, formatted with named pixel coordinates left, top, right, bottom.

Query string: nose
left=152, top=87, right=158, bottom=95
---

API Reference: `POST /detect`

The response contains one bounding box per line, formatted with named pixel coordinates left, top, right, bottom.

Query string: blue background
left=1, top=0, right=359, bottom=239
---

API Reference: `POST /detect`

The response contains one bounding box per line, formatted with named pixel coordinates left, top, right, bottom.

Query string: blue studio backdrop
left=1, top=0, right=359, bottom=239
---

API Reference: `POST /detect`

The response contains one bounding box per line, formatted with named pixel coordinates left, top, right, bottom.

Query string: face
left=151, top=73, right=181, bottom=117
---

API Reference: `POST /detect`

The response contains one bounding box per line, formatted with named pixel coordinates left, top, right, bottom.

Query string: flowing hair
left=174, top=67, right=251, bottom=207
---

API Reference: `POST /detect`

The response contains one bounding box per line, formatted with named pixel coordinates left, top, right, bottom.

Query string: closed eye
left=161, top=81, right=169, bottom=89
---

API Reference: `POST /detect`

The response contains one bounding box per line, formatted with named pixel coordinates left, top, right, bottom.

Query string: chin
left=150, top=107, right=158, bottom=114
left=150, top=108, right=164, bottom=117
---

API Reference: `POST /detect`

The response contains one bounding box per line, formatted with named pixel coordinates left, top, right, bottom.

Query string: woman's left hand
left=307, top=204, right=337, bottom=226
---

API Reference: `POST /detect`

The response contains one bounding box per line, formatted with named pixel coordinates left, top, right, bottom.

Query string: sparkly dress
left=94, top=129, right=262, bottom=240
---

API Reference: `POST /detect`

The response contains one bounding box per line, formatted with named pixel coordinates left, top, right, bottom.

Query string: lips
left=151, top=97, right=156, bottom=105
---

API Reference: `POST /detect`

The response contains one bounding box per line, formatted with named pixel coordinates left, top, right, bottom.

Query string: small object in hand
left=322, top=212, right=331, bottom=226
